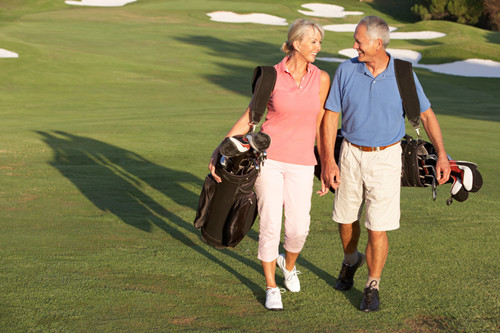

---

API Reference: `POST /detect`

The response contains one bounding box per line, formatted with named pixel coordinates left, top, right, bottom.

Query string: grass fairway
left=0, top=0, right=499, bottom=331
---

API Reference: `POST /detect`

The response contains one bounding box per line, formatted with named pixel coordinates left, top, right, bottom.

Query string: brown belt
left=347, top=140, right=399, bottom=152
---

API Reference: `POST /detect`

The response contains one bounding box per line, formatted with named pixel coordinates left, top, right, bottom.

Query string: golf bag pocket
left=194, top=163, right=259, bottom=249
left=193, top=174, right=217, bottom=229
left=224, top=191, right=258, bottom=248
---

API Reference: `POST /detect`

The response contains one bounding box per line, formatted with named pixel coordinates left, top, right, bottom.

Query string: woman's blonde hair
left=281, top=18, right=324, bottom=55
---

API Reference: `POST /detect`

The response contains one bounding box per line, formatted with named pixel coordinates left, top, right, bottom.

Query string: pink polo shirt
left=261, top=57, right=322, bottom=165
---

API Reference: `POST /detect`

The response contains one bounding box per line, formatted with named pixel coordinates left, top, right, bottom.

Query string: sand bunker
left=324, top=25, right=444, bottom=40
left=416, top=59, right=500, bottom=78
left=205, top=3, right=500, bottom=77
left=336, top=48, right=422, bottom=63
left=298, top=3, right=363, bottom=18
left=3, top=2, right=499, bottom=77
left=324, top=24, right=397, bottom=32
left=391, top=31, right=446, bottom=39
left=318, top=49, right=500, bottom=78
left=65, top=0, right=136, bottom=7
left=207, top=11, right=287, bottom=26
left=0, top=49, right=19, bottom=58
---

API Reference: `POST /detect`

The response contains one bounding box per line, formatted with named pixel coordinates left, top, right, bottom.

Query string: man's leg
left=365, top=230, right=388, bottom=284
left=332, top=140, right=365, bottom=291
left=359, top=229, right=388, bottom=312
left=334, top=221, right=365, bottom=291
left=339, top=220, right=361, bottom=255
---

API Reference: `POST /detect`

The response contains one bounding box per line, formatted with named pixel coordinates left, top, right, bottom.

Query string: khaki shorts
left=332, top=140, right=402, bottom=231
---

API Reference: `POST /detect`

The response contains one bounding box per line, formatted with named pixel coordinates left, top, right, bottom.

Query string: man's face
left=353, top=24, right=377, bottom=63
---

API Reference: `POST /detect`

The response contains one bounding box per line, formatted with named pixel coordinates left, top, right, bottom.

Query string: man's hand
left=318, top=162, right=340, bottom=196
left=435, top=155, right=451, bottom=185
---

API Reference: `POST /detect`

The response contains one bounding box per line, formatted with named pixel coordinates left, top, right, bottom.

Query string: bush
left=412, top=0, right=499, bottom=31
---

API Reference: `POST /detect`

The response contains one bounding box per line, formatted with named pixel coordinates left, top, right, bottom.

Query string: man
left=319, top=16, right=451, bottom=312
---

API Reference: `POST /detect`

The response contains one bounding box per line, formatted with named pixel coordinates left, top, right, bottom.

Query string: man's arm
left=319, top=110, right=340, bottom=195
left=420, top=107, right=451, bottom=185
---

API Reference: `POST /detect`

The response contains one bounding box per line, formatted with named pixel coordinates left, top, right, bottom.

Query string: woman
left=209, top=18, right=330, bottom=310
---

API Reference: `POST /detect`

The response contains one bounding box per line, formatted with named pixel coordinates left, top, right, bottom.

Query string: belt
left=347, top=140, right=399, bottom=152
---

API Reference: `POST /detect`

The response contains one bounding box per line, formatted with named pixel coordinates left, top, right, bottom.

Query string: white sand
left=324, top=25, right=444, bottom=40
left=0, top=49, right=19, bottom=58
left=335, top=48, right=422, bottom=63
left=298, top=3, right=363, bottom=18
left=204, top=4, right=500, bottom=77
left=416, top=59, right=500, bottom=78
left=318, top=49, right=500, bottom=78
left=207, top=11, right=287, bottom=26
left=65, top=0, right=136, bottom=7
left=3, top=2, right=500, bottom=77
left=391, top=31, right=446, bottom=39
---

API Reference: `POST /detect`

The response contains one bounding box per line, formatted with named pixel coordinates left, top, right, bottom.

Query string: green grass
left=1, top=0, right=499, bottom=332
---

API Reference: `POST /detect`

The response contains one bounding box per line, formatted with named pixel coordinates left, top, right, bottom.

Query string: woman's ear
left=293, top=40, right=300, bottom=52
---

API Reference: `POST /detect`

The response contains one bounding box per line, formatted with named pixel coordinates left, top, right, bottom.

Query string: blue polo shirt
left=325, top=54, right=431, bottom=147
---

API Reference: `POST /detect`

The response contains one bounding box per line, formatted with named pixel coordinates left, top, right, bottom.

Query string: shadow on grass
left=36, top=131, right=339, bottom=306
left=36, top=131, right=267, bottom=297
left=174, top=35, right=340, bottom=97
left=341, top=288, right=364, bottom=310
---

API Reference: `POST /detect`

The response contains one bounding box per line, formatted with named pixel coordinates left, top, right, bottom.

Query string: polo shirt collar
left=357, top=52, right=395, bottom=79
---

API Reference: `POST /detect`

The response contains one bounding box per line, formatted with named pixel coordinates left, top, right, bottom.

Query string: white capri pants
left=254, top=159, right=314, bottom=262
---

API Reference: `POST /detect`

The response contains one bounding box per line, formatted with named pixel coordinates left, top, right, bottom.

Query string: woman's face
left=294, top=27, right=322, bottom=63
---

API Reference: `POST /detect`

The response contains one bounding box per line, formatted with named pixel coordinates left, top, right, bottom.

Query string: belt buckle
left=363, top=146, right=379, bottom=152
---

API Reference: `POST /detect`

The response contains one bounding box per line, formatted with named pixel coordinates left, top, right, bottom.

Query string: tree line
left=412, top=0, right=500, bottom=31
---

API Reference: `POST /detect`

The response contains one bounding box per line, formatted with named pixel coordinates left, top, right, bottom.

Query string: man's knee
left=367, top=230, right=388, bottom=245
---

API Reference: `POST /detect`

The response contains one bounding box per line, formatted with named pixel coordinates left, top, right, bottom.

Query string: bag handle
left=394, top=59, right=421, bottom=138
left=250, top=66, right=277, bottom=131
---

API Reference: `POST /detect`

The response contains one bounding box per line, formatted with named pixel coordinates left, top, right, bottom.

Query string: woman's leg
left=282, top=163, right=314, bottom=262
left=254, top=160, right=284, bottom=286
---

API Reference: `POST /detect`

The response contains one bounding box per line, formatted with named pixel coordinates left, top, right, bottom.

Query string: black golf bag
left=401, top=134, right=483, bottom=204
left=194, top=66, right=276, bottom=249
left=194, top=156, right=260, bottom=249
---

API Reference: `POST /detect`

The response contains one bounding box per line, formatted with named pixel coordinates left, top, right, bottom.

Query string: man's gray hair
left=359, top=16, right=390, bottom=48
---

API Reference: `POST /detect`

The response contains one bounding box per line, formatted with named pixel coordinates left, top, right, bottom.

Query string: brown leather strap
left=347, top=140, right=399, bottom=152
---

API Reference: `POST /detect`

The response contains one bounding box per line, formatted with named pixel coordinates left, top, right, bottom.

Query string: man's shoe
left=334, top=252, right=366, bottom=291
left=276, top=254, right=301, bottom=292
left=360, top=281, right=380, bottom=312
left=265, top=287, right=284, bottom=311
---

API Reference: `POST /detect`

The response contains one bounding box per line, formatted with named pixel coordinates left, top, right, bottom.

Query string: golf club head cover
left=451, top=161, right=483, bottom=193
left=445, top=160, right=482, bottom=204
left=449, top=175, right=469, bottom=202
left=220, top=136, right=251, bottom=157
left=246, top=132, right=271, bottom=152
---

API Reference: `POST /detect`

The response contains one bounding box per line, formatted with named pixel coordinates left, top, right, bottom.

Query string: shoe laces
left=285, top=267, right=301, bottom=281
left=267, top=287, right=286, bottom=295
left=363, top=281, right=379, bottom=299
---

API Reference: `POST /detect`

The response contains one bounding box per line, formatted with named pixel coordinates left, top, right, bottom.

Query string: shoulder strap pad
left=250, top=66, right=276, bottom=126
left=394, top=59, right=420, bottom=131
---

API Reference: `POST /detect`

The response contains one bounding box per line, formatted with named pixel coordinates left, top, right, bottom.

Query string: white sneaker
left=265, top=287, right=284, bottom=311
left=276, top=254, right=301, bottom=292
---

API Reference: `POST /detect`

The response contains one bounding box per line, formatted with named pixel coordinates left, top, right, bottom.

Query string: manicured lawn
left=0, top=0, right=499, bottom=331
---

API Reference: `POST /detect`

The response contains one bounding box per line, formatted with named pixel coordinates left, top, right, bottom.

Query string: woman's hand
left=209, top=147, right=222, bottom=183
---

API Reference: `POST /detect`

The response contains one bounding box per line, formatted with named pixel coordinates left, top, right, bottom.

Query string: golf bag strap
left=250, top=66, right=277, bottom=127
left=394, top=59, right=421, bottom=136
